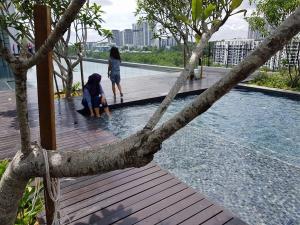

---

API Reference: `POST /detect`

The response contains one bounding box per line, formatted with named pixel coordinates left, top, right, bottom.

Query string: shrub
left=249, top=71, right=300, bottom=91
left=0, top=160, right=44, bottom=225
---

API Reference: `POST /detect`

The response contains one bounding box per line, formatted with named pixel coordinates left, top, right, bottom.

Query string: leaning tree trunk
left=0, top=70, right=32, bottom=225
left=0, top=153, right=29, bottom=225
left=65, top=68, right=74, bottom=98
left=63, top=57, right=75, bottom=98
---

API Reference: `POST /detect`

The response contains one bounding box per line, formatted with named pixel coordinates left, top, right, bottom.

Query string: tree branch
left=53, top=70, right=67, bottom=82
left=0, top=153, right=29, bottom=225
left=143, top=30, right=214, bottom=131
left=71, top=55, right=82, bottom=69
left=0, top=42, right=17, bottom=66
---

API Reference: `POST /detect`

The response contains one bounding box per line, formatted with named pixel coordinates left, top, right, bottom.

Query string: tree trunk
left=0, top=152, right=29, bottom=225
left=65, top=69, right=74, bottom=98
left=14, top=71, right=31, bottom=156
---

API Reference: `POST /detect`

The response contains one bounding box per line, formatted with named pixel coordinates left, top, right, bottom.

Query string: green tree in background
left=136, top=0, right=247, bottom=68
left=136, top=0, right=193, bottom=66
left=247, top=0, right=300, bottom=88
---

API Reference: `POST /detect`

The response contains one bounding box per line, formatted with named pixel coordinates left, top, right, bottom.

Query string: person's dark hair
left=85, top=73, right=102, bottom=96
left=110, top=46, right=121, bottom=61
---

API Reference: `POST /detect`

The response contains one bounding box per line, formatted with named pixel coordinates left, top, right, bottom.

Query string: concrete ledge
left=108, top=89, right=207, bottom=109
left=109, top=83, right=300, bottom=110
left=81, top=58, right=183, bottom=72
left=81, top=57, right=239, bottom=74
left=236, top=83, right=300, bottom=100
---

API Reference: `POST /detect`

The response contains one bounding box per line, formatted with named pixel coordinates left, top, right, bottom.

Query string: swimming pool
left=105, top=90, right=300, bottom=225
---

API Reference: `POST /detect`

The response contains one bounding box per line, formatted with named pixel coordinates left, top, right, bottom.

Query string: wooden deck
left=37, top=163, right=247, bottom=225
left=0, top=72, right=248, bottom=224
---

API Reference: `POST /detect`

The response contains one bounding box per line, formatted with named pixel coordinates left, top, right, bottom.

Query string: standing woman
left=108, top=46, right=123, bottom=98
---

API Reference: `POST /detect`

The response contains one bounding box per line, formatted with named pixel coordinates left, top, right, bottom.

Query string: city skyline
left=82, top=0, right=254, bottom=43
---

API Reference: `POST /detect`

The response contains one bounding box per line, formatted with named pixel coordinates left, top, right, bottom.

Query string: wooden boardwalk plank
left=137, top=193, right=204, bottom=225
left=158, top=199, right=213, bottom=224
left=112, top=188, right=196, bottom=225
left=60, top=168, right=134, bottom=195
left=180, top=205, right=223, bottom=225
left=66, top=177, right=181, bottom=224
left=60, top=165, right=160, bottom=206
left=72, top=183, right=188, bottom=225
left=201, top=211, right=233, bottom=225
left=60, top=170, right=171, bottom=223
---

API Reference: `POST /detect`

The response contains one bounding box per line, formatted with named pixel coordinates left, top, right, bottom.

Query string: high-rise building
left=119, top=31, right=124, bottom=46
left=111, top=30, right=121, bottom=46
left=122, top=29, right=133, bottom=46
left=132, top=23, right=144, bottom=47
left=132, top=22, right=155, bottom=48
left=210, top=38, right=297, bottom=70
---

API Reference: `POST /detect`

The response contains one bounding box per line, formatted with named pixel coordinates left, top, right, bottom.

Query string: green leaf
left=175, top=15, right=191, bottom=25
left=230, top=0, right=243, bottom=11
left=195, top=34, right=201, bottom=43
left=212, top=19, right=221, bottom=27
left=192, top=0, right=203, bottom=21
left=204, top=3, right=216, bottom=20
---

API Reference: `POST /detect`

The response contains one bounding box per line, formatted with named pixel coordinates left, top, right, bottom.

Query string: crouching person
left=82, top=73, right=111, bottom=118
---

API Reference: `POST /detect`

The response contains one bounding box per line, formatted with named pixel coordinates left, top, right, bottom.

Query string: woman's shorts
left=110, top=73, right=121, bottom=85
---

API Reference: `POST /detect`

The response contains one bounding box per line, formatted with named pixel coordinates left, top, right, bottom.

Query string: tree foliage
left=247, top=0, right=300, bottom=87
left=247, top=0, right=300, bottom=35
left=136, top=0, right=246, bottom=65
left=0, top=0, right=111, bottom=97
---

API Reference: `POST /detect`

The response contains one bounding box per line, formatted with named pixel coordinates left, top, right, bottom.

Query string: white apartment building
left=132, top=22, right=155, bottom=48
left=211, top=38, right=299, bottom=70
left=122, top=29, right=133, bottom=46
left=110, top=30, right=122, bottom=47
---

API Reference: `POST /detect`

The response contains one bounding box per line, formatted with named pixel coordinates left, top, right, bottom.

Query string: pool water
left=105, top=90, right=300, bottom=225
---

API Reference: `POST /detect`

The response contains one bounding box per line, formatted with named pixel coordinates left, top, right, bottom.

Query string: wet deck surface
left=0, top=71, right=247, bottom=224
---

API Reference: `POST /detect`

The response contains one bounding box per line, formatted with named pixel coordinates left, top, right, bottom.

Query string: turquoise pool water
left=104, top=90, right=300, bottom=225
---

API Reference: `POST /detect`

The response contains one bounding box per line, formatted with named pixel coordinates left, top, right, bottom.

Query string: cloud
left=211, top=0, right=253, bottom=41
left=100, top=0, right=137, bottom=30
left=91, top=0, right=113, bottom=6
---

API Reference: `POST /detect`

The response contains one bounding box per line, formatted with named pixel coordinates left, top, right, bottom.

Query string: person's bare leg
left=89, top=108, right=94, bottom=117
left=117, top=83, right=123, bottom=97
left=112, top=83, right=116, bottom=97
left=94, top=107, right=100, bottom=117
left=104, top=107, right=111, bottom=118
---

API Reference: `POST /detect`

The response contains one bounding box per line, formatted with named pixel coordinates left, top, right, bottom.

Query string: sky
left=85, top=0, right=255, bottom=42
